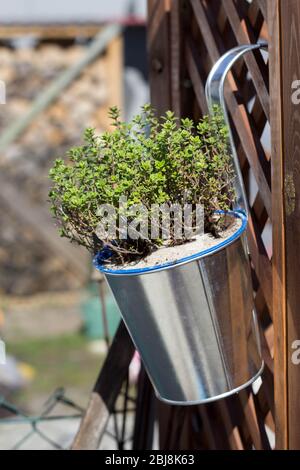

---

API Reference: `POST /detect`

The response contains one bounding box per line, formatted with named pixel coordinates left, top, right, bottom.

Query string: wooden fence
left=148, top=0, right=300, bottom=450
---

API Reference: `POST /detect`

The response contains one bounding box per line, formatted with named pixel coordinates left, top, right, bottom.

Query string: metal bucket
left=93, top=43, right=267, bottom=404
left=94, top=210, right=263, bottom=405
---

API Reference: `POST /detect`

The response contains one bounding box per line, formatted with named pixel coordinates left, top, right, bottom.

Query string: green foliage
left=49, top=104, right=235, bottom=263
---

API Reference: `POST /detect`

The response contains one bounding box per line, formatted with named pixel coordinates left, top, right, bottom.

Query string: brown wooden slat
left=257, top=366, right=275, bottom=419
left=225, top=95, right=272, bottom=218
left=132, top=367, right=156, bottom=450
left=72, top=322, right=135, bottom=450
left=252, top=392, right=273, bottom=450
left=147, top=0, right=172, bottom=115
left=190, top=0, right=220, bottom=62
left=185, top=37, right=208, bottom=113
left=277, top=0, right=300, bottom=450
left=217, top=402, right=244, bottom=450
left=257, top=0, right=268, bottom=21
left=221, top=0, right=270, bottom=120
left=267, top=0, right=288, bottom=450
left=238, top=391, right=265, bottom=450
left=247, top=215, right=272, bottom=313
left=260, top=326, right=275, bottom=373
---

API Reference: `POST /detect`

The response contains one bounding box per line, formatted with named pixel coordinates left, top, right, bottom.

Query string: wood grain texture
left=279, top=0, right=300, bottom=450
left=147, top=0, right=172, bottom=115
left=267, top=0, right=287, bottom=450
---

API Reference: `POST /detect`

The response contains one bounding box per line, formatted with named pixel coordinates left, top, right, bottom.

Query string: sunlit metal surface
left=205, top=41, right=268, bottom=214
left=95, top=213, right=263, bottom=404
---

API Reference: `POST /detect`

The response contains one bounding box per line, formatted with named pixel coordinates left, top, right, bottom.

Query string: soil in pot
left=108, top=217, right=242, bottom=271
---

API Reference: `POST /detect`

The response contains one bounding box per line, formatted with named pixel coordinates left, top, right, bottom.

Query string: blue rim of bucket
left=93, top=209, right=248, bottom=276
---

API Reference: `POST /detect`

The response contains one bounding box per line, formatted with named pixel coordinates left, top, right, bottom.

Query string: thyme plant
left=49, top=105, right=235, bottom=263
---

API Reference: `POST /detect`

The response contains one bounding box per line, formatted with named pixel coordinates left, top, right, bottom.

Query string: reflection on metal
left=94, top=212, right=263, bottom=405
left=205, top=42, right=268, bottom=214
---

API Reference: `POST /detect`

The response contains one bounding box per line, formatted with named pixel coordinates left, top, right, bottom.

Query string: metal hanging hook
left=205, top=41, right=268, bottom=215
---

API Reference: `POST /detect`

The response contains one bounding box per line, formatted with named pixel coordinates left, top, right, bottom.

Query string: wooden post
left=269, top=0, right=300, bottom=450
left=147, top=0, right=183, bottom=117
left=147, top=0, right=172, bottom=115
left=72, top=322, right=135, bottom=450
left=132, top=367, right=156, bottom=450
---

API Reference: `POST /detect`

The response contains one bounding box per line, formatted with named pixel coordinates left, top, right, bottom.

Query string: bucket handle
left=205, top=42, right=268, bottom=215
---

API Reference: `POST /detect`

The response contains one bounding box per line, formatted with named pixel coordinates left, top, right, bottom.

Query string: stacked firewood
left=0, top=42, right=117, bottom=295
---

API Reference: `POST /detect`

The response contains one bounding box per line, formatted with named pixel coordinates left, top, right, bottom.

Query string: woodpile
left=0, top=38, right=122, bottom=295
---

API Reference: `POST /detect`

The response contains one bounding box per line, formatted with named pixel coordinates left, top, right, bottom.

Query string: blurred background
left=0, top=0, right=148, bottom=449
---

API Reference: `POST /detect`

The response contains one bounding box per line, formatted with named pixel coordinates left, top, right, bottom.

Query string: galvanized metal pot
left=93, top=43, right=267, bottom=404
left=94, top=210, right=263, bottom=405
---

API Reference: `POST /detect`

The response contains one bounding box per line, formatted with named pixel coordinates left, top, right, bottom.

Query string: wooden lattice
left=148, top=0, right=274, bottom=450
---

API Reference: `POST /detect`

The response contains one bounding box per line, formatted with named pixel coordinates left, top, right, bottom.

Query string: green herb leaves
left=49, top=104, right=235, bottom=262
